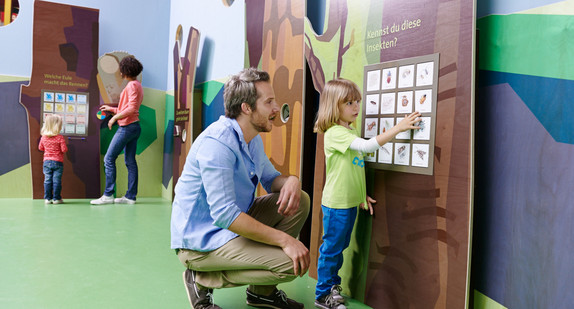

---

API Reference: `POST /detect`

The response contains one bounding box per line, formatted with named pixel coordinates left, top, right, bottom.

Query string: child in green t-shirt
left=313, top=78, right=420, bottom=309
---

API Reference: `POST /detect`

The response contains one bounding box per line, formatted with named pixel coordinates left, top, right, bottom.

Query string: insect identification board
left=361, top=53, right=439, bottom=175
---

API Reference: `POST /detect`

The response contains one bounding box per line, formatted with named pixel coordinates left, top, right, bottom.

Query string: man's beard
left=250, top=111, right=273, bottom=133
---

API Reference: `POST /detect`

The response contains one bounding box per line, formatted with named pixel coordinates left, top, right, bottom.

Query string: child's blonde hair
left=41, top=114, right=63, bottom=137
left=314, top=78, right=362, bottom=133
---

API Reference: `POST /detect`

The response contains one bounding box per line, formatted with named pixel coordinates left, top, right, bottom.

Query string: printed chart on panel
left=362, top=53, right=439, bottom=175
left=42, top=90, right=89, bottom=136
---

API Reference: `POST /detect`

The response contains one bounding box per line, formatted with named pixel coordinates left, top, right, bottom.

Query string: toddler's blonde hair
left=314, top=78, right=362, bottom=133
left=41, top=114, right=63, bottom=137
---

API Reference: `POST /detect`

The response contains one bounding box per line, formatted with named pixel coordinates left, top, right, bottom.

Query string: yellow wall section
left=474, top=290, right=507, bottom=309
left=518, top=0, right=574, bottom=14
left=3, top=0, right=12, bottom=26
left=0, top=164, right=32, bottom=198
left=0, top=75, right=28, bottom=82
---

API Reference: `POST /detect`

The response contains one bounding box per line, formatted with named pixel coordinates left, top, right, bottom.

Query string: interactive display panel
left=361, top=53, right=439, bottom=175
left=41, top=90, right=89, bottom=136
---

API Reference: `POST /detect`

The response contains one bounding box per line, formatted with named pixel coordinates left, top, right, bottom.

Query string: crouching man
left=171, top=68, right=310, bottom=309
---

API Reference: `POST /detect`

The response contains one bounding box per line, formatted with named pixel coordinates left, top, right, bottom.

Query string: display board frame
left=41, top=90, right=90, bottom=136
left=361, top=53, right=439, bottom=175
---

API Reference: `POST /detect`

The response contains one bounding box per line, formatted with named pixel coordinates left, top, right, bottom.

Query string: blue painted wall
left=476, top=0, right=562, bottom=18
left=167, top=0, right=245, bottom=89
left=0, top=0, right=170, bottom=90
left=473, top=1, right=574, bottom=308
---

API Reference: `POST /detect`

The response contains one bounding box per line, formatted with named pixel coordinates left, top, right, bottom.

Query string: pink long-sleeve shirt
left=110, top=80, right=143, bottom=126
left=39, top=135, right=68, bottom=162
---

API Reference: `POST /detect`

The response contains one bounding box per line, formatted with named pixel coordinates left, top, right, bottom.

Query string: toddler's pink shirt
left=39, top=135, right=68, bottom=162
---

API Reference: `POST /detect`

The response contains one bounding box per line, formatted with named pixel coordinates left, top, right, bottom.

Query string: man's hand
left=276, top=176, right=301, bottom=216
left=281, top=237, right=310, bottom=277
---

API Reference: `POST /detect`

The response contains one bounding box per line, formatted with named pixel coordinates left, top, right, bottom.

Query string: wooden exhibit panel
left=305, top=0, right=369, bottom=285
left=304, top=0, right=475, bottom=308
left=172, top=26, right=201, bottom=196
left=245, top=0, right=305, bottom=183
left=97, top=51, right=142, bottom=106
left=20, top=0, right=101, bottom=199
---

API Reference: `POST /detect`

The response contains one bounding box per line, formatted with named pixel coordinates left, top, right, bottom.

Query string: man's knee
left=299, top=190, right=310, bottom=216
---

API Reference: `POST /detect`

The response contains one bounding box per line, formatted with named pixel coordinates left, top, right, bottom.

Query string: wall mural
left=473, top=2, right=574, bottom=308
left=97, top=51, right=142, bottom=105
left=245, top=0, right=305, bottom=180
left=172, top=25, right=201, bottom=196
left=304, top=0, right=475, bottom=308
left=96, top=51, right=157, bottom=157
left=20, top=1, right=101, bottom=199
left=0, top=81, right=29, bottom=177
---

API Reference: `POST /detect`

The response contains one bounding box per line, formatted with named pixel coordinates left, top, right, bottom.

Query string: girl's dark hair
left=119, top=56, right=143, bottom=78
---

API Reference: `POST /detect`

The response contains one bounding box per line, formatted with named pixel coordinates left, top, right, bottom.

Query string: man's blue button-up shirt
left=170, top=116, right=280, bottom=252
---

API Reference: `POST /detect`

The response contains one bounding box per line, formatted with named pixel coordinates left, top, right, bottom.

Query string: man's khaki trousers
left=178, top=191, right=310, bottom=295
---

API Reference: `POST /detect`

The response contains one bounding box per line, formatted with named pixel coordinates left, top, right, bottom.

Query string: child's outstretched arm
left=349, top=111, right=421, bottom=154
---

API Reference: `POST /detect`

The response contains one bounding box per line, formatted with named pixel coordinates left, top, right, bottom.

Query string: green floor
left=0, top=198, right=371, bottom=309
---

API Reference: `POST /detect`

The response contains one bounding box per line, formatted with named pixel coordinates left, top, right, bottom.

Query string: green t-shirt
left=321, top=125, right=367, bottom=209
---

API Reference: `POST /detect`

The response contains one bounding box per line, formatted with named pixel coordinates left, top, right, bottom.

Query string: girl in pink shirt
left=39, top=114, right=68, bottom=204
left=91, top=56, right=144, bottom=205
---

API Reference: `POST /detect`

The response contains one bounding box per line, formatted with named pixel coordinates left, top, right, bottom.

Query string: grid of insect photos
left=362, top=54, right=438, bottom=175
left=42, top=90, right=89, bottom=137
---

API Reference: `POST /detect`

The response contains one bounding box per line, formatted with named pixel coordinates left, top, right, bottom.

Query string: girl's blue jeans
left=104, top=122, right=141, bottom=200
left=43, top=160, right=63, bottom=200
left=315, top=205, right=357, bottom=299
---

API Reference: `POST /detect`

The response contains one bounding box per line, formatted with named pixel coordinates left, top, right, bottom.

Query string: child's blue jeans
left=104, top=122, right=141, bottom=200
left=315, top=205, right=357, bottom=299
left=43, top=160, right=63, bottom=200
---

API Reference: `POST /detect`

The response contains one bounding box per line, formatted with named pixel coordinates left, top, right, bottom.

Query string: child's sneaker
left=90, top=195, right=114, bottom=205
left=114, top=196, right=136, bottom=205
left=314, top=293, right=346, bottom=309
left=329, top=285, right=345, bottom=304
left=45, top=199, right=52, bottom=204
left=52, top=199, right=64, bottom=204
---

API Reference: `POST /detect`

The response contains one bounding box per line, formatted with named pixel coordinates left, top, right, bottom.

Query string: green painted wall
left=477, top=14, right=574, bottom=80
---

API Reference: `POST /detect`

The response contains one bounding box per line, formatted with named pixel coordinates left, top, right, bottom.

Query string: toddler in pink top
left=39, top=114, right=68, bottom=204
